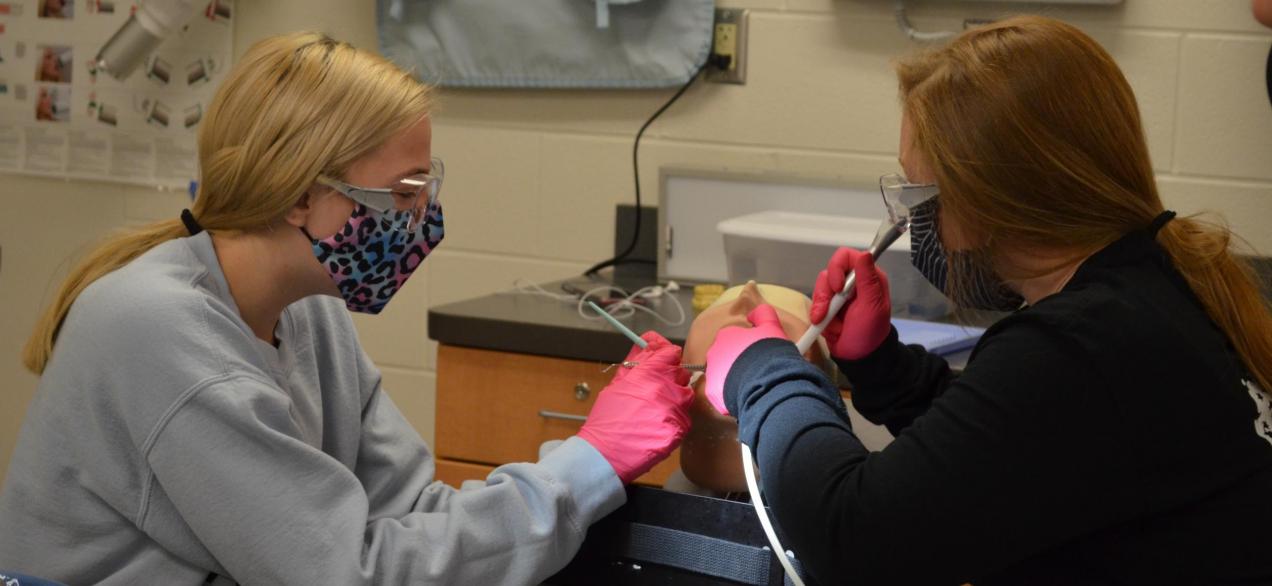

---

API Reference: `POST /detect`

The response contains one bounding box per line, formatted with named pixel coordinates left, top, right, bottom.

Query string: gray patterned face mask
left=908, top=198, right=1025, bottom=312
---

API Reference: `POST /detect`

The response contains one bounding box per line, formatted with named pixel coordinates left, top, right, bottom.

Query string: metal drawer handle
left=539, top=410, right=587, bottom=422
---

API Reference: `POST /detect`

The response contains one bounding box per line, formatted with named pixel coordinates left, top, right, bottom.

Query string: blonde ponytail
left=1156, top=217, right=1272, bottom=393
left=22, top=32, right=432, bottom=374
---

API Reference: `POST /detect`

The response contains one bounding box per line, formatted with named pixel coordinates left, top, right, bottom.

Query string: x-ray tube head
left=95, top=15, right=161, bottom=79
left=94, top=0, right=205, bottom=80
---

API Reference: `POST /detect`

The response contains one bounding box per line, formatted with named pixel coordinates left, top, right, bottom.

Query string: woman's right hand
left=577, top=332, right=694, bottom=484
left=810, top=247, right=893, bottom=361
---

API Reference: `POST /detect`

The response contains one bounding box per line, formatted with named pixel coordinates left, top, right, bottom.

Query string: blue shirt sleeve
left=723, top=338, right=863, bottom=510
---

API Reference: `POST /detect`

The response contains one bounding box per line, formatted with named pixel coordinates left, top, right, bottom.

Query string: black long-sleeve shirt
left=723, top=230, right=1272, bottom=585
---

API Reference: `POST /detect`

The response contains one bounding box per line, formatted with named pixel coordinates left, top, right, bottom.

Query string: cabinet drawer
left=435, top=458, right=496, bottom=487
left=435, top=344, right=678, bottom=486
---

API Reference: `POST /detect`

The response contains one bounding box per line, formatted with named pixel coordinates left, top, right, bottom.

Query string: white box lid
left=717, top=211, right=910, bottom=250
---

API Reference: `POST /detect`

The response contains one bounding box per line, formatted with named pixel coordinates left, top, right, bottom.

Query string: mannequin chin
left=679, top=281, right=835, bottom=494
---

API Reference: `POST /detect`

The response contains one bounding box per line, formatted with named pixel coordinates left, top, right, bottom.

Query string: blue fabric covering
left=0, top=572, right=68, bottom=586
left=376, top=0, right=714, bottom=88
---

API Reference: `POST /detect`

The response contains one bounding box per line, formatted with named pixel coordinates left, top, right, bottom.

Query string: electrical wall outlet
left=705, top=8, right=748, bottom=85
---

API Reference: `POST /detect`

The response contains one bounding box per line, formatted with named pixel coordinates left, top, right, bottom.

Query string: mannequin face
left=683, top=282, right=816, bottom=369
left=680, top=282, right=828, bottom=493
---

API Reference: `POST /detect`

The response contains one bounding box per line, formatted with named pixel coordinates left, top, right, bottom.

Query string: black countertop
left=427, top=274, right=979, bottom=371
left=427, top=249, right=1272, bottom=370
left=428, top=275, right=695, bottom=365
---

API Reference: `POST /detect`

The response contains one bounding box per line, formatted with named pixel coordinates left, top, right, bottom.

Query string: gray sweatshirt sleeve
left=143, top=374, right=625, bottom=586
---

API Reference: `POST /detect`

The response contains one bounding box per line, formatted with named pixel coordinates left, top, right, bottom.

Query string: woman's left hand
left=704, top=304, right=790, bottom=416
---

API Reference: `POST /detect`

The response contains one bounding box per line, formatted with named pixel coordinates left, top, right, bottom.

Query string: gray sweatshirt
left=0, top=232, right=625, bottom=585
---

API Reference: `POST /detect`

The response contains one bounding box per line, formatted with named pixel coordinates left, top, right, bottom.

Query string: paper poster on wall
left=0, top=0, right=233, bottom=189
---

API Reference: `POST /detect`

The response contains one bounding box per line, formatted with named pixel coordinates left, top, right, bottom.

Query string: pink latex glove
left=809, top=247, right=892, bottom=361
left=703, top=305, right=790, bottom=416
left=578, top=331, right=694, bottom=484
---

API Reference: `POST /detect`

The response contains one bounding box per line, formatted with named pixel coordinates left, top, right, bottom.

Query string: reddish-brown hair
left=896, top=15, right=1272, bottom=392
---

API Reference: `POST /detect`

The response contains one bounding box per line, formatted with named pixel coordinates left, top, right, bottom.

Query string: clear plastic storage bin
left=718, top=210, right=948, bottom=319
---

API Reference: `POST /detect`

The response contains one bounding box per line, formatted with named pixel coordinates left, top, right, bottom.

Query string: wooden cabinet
left=434, top=458, right=495, bottom=488
left=434, top=344, right=680, bottom=487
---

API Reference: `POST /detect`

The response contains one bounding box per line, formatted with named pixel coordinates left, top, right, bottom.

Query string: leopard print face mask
left=311, top=202, right=444, bottom=314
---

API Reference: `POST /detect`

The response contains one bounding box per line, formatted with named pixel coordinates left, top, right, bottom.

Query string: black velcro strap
left=620, top=523, right=773, bottom=585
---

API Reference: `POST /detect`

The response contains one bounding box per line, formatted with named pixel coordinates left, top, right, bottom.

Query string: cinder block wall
left=2, top=0, right=1270, bottom=484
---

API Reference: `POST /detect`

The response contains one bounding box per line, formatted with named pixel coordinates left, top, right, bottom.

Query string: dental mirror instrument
left=586, top=300, right=648, bottom=349
left=587, top=301, right=707, bottom=372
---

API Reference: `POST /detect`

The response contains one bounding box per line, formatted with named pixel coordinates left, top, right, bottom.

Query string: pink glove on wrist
left=578, top=331, right=694, bottom=484
left=703, top=305, right=790, bottom=416
left=809, top=247, right=892, bottom=362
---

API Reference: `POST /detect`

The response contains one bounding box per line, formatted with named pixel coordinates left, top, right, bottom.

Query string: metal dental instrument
left=603, top=361, right=705, bottom=372
left=794, top=218, right=908, bottom=354
left=793, top=174, right=939, bottom=355
left=620, top=362, right=706, bottom=371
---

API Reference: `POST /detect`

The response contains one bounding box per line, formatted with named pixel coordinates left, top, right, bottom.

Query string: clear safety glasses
left=879, top=172, right=939, bottom=225
left=317, top=157, right=445, bottom=232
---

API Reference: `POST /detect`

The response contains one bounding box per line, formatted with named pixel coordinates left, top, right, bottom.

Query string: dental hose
left=742, top=217, right=910, bottom=586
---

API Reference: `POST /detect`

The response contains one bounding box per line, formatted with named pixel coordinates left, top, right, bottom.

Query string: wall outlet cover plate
left=705, top=8, right=748, bottom=84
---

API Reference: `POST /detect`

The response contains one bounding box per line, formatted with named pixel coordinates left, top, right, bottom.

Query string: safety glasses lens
left=390, top=177, right=440, bottom=232
left=879, top=173, right=937, bottom=224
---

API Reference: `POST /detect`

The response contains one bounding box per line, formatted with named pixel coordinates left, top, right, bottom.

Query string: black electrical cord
left=582, top=66, right=707, bottom=278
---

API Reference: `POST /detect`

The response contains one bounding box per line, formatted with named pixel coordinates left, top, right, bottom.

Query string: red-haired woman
left=706, top=15, right=1272, bottom=585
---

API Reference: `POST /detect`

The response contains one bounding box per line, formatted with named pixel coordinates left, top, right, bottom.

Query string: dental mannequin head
left=680, top=281, right=834, bottom=493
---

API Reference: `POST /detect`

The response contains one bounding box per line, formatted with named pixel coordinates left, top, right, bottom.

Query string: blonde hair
left=896, top=16, right=1272, bottom=392
left=23, top=32, right=432, bottom=374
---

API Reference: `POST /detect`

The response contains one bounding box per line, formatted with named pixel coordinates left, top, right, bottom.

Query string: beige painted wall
left=3, top=0, right=1271, bottom=485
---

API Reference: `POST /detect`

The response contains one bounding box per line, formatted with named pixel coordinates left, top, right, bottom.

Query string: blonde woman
left=0, top=34, right=692, bottom=585
left=705, top=16, right=1272, bottom=585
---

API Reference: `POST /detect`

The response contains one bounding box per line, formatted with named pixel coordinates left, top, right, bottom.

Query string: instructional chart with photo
left=0, top=0, right=233, bottom=187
